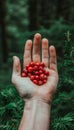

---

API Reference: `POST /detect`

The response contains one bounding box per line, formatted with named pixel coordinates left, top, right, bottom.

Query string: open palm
left=12, top=33, right=59, bottom=103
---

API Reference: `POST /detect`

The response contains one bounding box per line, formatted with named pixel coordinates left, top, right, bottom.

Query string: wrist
left=24, top=95, right=52, bottom=106
left=24, top=97, right=51, bottom=112
left=19, top=97, right=51, bottom=130
left=23, top=98, right=51, bottom=130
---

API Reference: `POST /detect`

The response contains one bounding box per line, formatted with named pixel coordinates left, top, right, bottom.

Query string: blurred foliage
left=0, top=0, right=74, bottom=130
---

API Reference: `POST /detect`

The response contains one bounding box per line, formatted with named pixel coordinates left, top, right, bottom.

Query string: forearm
left=18, top=99, right=51, bottom=130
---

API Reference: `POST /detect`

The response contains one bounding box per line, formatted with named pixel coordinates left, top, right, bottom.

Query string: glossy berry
left=38, top=80, right=43, bottom=85
left=39, top=74, right=44, bottom=79
left=40, top=62, right=45, bottom=67
left=43, top=79, right=47, bottom=83
left=28, top=73, right=31, bottom=77
left=34, top=71, right=39, bottom=75
left=28, top=67, right=33, bottom=72
left=33, top=79, right=38, bottom=84
left=35, top=62, right=39, bottom=67
left=44, top=75, right=47, bottom=80
left=22, top=72, right=27, bottom=77
left=29, top=62, right=35, bottom=67
left=34, top=65, right=39, bottom=70
left=22, top=62, right=49, bottom=86
left=39, top=70, right=43, bottom=74
left=30, top=75, right=35, bottom=81
left=26, top=65, right=29, bottom=70
left=44, top=71, right=49, bottom=76
left=39, top=66, right=43, bottom=70
left=23, top=69, right=27, bottom=74
left=35, top=75, right=39, bottom=80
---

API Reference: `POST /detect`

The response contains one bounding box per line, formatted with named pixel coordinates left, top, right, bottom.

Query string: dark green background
left=0, top=0, right=74, bottom=129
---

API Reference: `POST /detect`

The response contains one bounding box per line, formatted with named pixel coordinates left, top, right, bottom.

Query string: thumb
left=12, top=56, right=21, bottom=76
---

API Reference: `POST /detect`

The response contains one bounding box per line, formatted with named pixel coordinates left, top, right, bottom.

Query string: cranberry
left=39, top=70, right=43, bottom=74
left=44, top=75, right=47, bottom=80
left=39, top=66, right=43, bottom=70
left=22, top=72, right=27, bottom=77
left=34, top=65, right=39, bottom=70
left=23, top=69, right=27, bottom=74
left=34, top=71, right=39, bottom=75
left=26, top=65, right=29, bottom=70
left=33, top=79, right=38, bottom=85
left=22, top=62, right=49, bottom=86
left=28, top=67, right=33, bottom=72
left=28, top=73, right=31, bottom=77
left=39, top=74, right=44, bottom=79
left=30, top=75, right=35, bottom=81
left=29, top=62, right=35, bottom=67
left=38, top=80, right=43, bottom=85
left=44, top=71, right=49, bottom=76
left=35, top=75, right=39, bottom=80
left=40, top=62, right=45, bottom=67
left=35, top=62, right=39, bottom=67
left=43, top=79, right=47, bottom=83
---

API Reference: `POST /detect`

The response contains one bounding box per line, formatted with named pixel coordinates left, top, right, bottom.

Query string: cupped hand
left=11, top=33, right=59, bottom=103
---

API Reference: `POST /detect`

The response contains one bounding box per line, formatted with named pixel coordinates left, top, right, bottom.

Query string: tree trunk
left=28, top=0, right=40, bottom=31
left=56, top=0, right=71, bottom=22
left=0, top=0, right=8, bottom=63
left=39, top=0, right=50, bottom=28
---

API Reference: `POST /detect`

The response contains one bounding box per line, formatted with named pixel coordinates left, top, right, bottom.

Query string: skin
left=11, top=33, right=59, bottom=130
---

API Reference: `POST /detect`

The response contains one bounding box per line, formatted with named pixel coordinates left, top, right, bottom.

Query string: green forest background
left=0, top=0, right=74, bottom=129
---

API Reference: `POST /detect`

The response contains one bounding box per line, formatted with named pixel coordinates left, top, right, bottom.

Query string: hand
left=11, top=33, right=59, bottom=103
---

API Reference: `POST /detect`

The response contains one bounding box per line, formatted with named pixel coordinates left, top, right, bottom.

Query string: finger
left=49, top=46, right=57, bottom=71
left=24, top=40, right=32, bottom=67
left=32, top=33, right=41, bottom=62
left=12, top=56, right=21, bottom=76
left=42, top=38, right=49, bottom=67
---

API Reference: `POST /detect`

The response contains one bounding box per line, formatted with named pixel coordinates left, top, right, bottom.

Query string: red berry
left=22, top=62, right=48, bottom=86
left=38, top=80, right=43, bottom=85
left=23, top=69, right=27, bottom=74
left=43, top=79, right=47, bottom=83
left=33, top=79, right=38, bottom=84
left=39, top=74, right=44, bottom=79
left=28, top=73, right=31, bottom=77
left=30, top=75, right=35, bottom=81
left=44, top=71, right=49, bottom=76
left=35, top=62, right=39, bottom=67
left=22, top=72, right=27, bottom=77
left=39, top=70, right=43, bottom=74
left=26, top=65, right=29, bottom=70
left=34, top=71, right=39, bottom=75
left=28, top=67, right=33, bottom=72
left=35, top=75, right=39, bottom=80
left=42, top=69, right=46, bottom=73
left=29, top=62, right=35, bottom=67
left=39, top=66, right=43, bottom=70
left=40, top=62, right=45, bottom=67
left=44, top=75, right=47, bottom=80
left=34, top=65, right=38, bottom=70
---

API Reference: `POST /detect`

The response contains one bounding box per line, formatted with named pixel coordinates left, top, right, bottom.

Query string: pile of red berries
left=21, top=62, right=49, bottom=86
